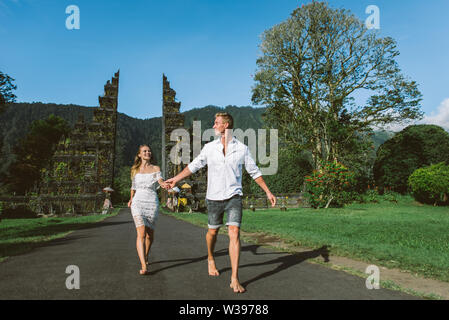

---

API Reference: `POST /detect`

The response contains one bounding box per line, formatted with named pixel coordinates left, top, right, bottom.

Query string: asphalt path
left=0, top=208, right=419, bottom=300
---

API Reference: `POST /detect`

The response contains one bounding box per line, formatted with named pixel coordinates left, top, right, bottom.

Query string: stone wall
left=243, top=193, right=305, bottom=209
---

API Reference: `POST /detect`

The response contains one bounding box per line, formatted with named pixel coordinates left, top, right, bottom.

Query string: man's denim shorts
left=206, top=195, right=243, bottom=229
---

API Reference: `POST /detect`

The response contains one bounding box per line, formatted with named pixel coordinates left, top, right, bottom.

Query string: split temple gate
left=0, top=71, right=120, bottom=215
left=161, top=74, right=207, bottom=210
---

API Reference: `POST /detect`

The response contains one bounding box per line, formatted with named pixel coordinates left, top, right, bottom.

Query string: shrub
left=304, top=161, right=355, bottom=209
left=383, top=190, right=400, bottom=203
left=408, top=163, right=449, bottom=206
left=355, top=187, right=401, bottom=204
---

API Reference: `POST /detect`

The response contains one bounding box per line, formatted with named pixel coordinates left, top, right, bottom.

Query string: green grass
left=0, top=208, right=120, bottom=262
left=163, top=196, right=449, bottom=283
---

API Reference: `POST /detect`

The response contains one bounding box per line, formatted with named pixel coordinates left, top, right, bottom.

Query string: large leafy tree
left=252, top=1, right=423, bottom=170
left=374, top=125, right=449, bottom=194
left=3, top=114, right=70, bottom=194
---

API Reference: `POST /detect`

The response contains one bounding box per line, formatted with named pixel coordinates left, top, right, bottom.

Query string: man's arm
left=244, top=147, right=276, bottom=207
left=165, top=144, right=208, bottom=189
left=165, top=166, right=193, bottom=189
left=254, top=176, right=277, bottom=207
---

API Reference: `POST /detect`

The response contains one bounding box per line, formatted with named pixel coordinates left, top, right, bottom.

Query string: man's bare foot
left=230, top=278, right=246, bottom=293
left=208, top=259, right=220, bottom=276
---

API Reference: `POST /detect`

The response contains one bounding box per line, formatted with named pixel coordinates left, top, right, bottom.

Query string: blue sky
left=0, top=0, right=448, bottom=128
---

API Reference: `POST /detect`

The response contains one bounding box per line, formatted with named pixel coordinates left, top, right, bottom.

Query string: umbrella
left=169, top=186, right=180, bottom=193
left=103, top=187, right=114, bottom=192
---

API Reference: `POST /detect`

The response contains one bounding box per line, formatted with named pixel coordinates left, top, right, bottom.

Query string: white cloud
left=379, top=98, right=449, bottom=132
left=382, top=123, right=405, bottom=132
left=420, top=98, right=449, bottom=131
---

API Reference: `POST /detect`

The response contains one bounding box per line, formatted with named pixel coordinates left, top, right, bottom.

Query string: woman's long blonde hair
left=130, top=144, right=152, bottom=180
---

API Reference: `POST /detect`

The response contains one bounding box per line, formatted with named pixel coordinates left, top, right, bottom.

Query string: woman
left=128, top=145, right=167, bottom=275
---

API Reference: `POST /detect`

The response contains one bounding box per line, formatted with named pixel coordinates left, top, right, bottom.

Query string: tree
left=251, top=1, right=423, bottom=170
left=0, top=71, right=17, bottom=114
left=0, top=71, right=17, bottom=157
left=113, top=166, right=132, bottom=204
left=374, top=125, right=449, bottom=194
left=243, top=145, right=313, bottom=195
left=4, top=114, right=70, bottom=194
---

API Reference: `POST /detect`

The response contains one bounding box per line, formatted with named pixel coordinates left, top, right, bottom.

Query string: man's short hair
left=215, top=112, right=234, bottom=129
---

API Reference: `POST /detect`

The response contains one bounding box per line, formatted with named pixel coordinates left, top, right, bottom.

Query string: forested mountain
left=0, top=102, right=392, bottom=179
left=0, top=103, right=265, bottom=177
left=182, top=105, right=266, bottom=131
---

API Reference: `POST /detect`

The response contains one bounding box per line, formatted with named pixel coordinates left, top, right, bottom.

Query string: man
left=165, top=112, right=276, bottom=293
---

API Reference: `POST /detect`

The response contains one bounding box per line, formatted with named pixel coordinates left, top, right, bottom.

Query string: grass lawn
left=163, top=196, right=449, bottom=283
left=0, top=208, right=120, bottom=262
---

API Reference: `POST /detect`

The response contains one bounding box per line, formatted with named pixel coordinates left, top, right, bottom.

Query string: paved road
left=0, top=208, right=419, bottom=300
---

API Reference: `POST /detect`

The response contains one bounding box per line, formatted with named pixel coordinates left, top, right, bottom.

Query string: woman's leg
left=136, top=225, right=147, bottom=271
left=144, top=226, right=154, bottom=263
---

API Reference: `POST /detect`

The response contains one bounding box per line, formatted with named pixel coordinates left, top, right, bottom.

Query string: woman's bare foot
left=140, top=264, right=150, bottom=275
left=230, top=278, right=246, bottom=293
left=208, top=259, right=220, bottom=276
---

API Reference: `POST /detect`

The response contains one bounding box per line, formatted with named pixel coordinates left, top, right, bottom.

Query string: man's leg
left=206, top=228, right=220, bottom=276
left=225, top=195, right=245, bottom=293
left=228, top=225, right=245, bottom=293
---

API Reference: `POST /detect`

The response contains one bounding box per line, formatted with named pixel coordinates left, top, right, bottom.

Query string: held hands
left=159, top=180, right=170, bottom=190
left=157, top=178, right=177, bottom=190
left=158, top=177, right=175, bottom=190
left=164, top=177, right=178, bottom=190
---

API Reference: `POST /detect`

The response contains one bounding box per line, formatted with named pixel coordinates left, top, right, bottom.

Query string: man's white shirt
left=187, top=136, right=262, bottom=201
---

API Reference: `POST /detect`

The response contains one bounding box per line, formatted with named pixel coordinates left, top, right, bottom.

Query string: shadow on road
left=238, top=245, right=330, bottom=288
left=0, top=220, right=130, bottom=261
left=148, top=248, right=229, bottom=275
left=10, top=221, right=131, bottom=239
left=149, top=243, right=330, bottom=287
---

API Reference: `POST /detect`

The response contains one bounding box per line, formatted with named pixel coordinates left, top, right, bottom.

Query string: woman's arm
left=128, top=189, right=135, bottom=207
left=153, top=166, right=168, bottom=188
left=158, top=178, right=168, bottom=189
left=128, top=173, right=136, bottom=207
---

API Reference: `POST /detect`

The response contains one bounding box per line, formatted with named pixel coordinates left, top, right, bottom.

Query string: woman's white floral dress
left=131, top=171, right=162, bottom=228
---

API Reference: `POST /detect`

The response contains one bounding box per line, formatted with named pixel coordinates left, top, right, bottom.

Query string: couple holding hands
left=127, top=112, right=276, bottom=293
